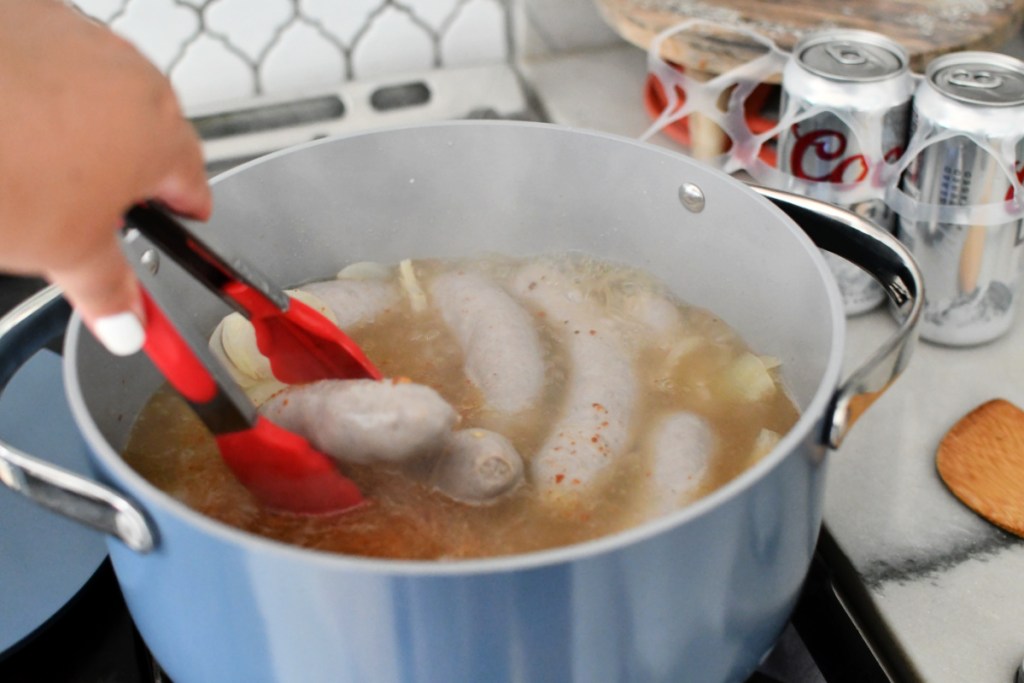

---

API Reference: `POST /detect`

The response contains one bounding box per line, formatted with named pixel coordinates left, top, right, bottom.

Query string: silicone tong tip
left=140, top=289, right=365, bottom=513
left=225, top=282, right=382, bottom=383
left=127, top=204, right=375, bottom=514
left=217, top=418, right=364, bottom=513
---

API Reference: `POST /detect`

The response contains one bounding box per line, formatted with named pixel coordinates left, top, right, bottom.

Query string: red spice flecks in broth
left=122, top=254, right=798, bottom=560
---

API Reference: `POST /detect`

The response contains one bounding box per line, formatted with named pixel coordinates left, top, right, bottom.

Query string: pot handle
left=0, top=285, right=155, bottom=552
left=752, top=186, right=924, bottom=450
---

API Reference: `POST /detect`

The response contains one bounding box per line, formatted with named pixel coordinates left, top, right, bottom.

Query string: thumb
left=47, top=237, right=146, bottom=357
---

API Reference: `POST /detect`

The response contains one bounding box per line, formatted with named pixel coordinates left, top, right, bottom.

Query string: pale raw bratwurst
left=123, top=253, right=798, bottom=559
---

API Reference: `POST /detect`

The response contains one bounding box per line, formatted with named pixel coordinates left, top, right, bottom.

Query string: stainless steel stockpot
left=0, top=122, right=921, bottom=683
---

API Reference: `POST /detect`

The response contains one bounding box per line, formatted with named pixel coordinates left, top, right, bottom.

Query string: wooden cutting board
left=596, top=0, right=1024, bottom=77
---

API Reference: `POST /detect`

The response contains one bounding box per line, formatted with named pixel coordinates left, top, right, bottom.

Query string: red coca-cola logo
left=788, top=123, right=868, bottom=183
left=787, top=123, right=905, bottom=186
left=1004, top=160, right=1024, bottom=201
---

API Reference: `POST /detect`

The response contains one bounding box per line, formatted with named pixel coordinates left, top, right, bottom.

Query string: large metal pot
left=0, top=122, right=921, bottom=683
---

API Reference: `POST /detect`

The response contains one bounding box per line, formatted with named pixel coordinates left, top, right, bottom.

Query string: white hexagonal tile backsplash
left=73, top=0, right=513, bottom=110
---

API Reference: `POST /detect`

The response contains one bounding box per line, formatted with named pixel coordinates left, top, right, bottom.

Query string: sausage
left=429, top=271, right=545, bottom=416
left=645, top=411, right=714, bottom=515
left=260, top=379, right=457, bottom=465
left=431, top=429, right=524, bottom=504
left=261, top=380, right=524, bottom=504
left=512, top=263, right=637, bottom=505
left=297, top=277, right=400, bottom=330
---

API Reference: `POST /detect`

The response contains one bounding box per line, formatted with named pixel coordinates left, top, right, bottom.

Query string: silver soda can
left=778, top=30, right=914, bottom=315
left=897, top=52, right=1024, bottom=346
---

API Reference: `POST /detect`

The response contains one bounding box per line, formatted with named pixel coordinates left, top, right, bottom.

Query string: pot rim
left=64, top=121, right=846, bottom=575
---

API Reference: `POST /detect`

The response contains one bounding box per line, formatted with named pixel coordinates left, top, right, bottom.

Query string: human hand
left=0, top=0, right=211, bottom=355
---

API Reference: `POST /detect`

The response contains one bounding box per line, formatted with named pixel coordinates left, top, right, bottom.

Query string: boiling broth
left=123, top=254, right=799, bottom=560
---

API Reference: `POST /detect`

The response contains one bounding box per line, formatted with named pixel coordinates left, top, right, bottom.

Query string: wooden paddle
left=937, top=398, right=1024, bottom=537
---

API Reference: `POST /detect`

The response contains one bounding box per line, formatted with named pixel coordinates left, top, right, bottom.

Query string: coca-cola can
left=897, top=52, right=1024, bottom=346
left=778, top=29, right=914, bottom=315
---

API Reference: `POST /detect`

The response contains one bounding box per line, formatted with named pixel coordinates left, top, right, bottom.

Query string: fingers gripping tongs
left=122, top=203, right=381, bottom=514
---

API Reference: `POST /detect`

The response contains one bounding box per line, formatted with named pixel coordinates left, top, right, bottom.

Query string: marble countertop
left=522, top=43, right=1024, bottom=683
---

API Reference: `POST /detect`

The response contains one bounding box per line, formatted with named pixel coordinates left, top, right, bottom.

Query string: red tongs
left=122, top=203, right=381, bottom=514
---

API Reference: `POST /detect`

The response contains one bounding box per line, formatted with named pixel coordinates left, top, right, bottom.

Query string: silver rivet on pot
left=678, top=183, right=705, bottom=213
left=140, top=248, right=160, bottom=275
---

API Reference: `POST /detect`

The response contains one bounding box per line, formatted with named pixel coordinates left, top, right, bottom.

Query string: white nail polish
left=93, top=312, right=145, bottom=356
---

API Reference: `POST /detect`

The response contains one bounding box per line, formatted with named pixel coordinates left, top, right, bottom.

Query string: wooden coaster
left=937, top=399, right=1024, bottom=538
